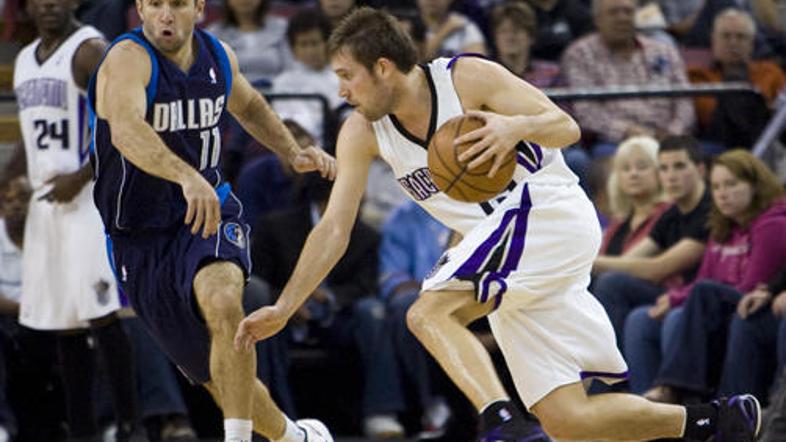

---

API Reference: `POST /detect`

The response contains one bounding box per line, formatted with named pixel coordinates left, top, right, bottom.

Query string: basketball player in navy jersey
left=88, top=0, right=335, bottom=441
left=236, top=7, right=761, bottom=442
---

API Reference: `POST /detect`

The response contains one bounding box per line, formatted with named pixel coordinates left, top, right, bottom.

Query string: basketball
left=428, top=114, right=516, bottom=203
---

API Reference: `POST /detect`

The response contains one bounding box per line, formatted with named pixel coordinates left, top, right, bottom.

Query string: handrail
left=544, top=82, right=758, bottom=101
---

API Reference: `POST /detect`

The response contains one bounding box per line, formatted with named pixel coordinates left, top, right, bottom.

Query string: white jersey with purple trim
left=371, top=56, right=627, bottom=408
left=14, top=26, right=121, bottom=330
left=371, top=57, right=577, bottom=236
left=14, top=26, right=101, bottom=192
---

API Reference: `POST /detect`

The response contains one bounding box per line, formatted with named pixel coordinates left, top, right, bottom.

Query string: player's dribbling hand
left=234, top=305, right=290, bottom=352
left=454, top=110, right=519, bottom=178
left=291, top=146, right=337, bottom=180
left=181, top=172, right=221, bottom=239
left=39, top=170, right=89, bottom=203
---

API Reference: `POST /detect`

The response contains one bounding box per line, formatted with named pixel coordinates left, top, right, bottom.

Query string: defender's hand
left=455, top=110, right=520, bottom=177
left=39, top=170, right=89, bottom=203
left=235, top=305, right=291, bottom=352
left=291, top=146, right=336, bottom=180
left=181, top=173, right=220, bottom=239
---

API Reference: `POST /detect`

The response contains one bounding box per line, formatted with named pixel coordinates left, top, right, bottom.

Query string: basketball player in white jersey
left=236, top=7, right=761, bottom=442
left=13, top=0, right=144, bottom=439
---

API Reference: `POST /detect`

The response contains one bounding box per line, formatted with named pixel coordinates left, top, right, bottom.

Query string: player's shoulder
left=337, top=111, right=379, bottom=156
left=448, top=56, right=510, bottom=107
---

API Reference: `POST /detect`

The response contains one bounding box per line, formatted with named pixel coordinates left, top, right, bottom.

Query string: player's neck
left=390, top=67, right=431, bottom=130
left=37, top=20, right=79, bottom=55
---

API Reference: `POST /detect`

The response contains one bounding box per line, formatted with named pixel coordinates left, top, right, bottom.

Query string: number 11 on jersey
left=199, top=127, right=221, bottom=170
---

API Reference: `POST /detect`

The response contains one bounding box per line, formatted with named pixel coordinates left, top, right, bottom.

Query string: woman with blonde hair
left=599, top=135, right=669, bottom=256
left=628, top=150, right=786, bottom=400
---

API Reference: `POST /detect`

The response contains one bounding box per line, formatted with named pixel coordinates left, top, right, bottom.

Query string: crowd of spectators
left=0, top=0, right=784, bottom=440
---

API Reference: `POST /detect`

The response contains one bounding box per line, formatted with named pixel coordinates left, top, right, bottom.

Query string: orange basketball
left=427, top=115, right=516, bottom=203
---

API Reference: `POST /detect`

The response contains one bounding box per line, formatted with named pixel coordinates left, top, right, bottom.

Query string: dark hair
left=658, top=135, right=704, bottom=166
left=328, top=7, right=418, bottom=73
left=491, top=1, right=537, bottom=38
left=221, top=0, right=269, bottom=27
left=708, top=149, right=786, bottom=242
left=286, top=9, right=332, bottom=47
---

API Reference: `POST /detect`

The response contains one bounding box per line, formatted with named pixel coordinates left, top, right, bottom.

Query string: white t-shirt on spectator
left=271, top=62, right=342, bottom=142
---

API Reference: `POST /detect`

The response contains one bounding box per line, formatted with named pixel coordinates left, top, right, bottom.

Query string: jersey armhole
left=202, top=30, right=233, bottom=98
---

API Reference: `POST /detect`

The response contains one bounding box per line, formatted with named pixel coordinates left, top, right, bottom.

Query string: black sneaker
left=476, top=420, right=551, bottom=442
left=713, top=394, right=761, bottom=442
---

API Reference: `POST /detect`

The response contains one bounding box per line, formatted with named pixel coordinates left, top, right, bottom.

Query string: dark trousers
left=655, top=280, right=742, bottom=394
left=592, top=271, right=663, bottom=350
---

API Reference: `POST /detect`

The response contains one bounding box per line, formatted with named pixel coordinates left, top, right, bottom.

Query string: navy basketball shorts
left=109, top=194, right=251, bottom=383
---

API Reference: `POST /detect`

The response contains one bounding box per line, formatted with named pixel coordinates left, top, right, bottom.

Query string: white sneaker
left=295, top=419, right=333, bottom=442
left=364, top=414, right=405, bottom=438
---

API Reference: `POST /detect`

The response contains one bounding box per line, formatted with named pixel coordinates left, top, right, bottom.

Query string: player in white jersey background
left=12, top=0, right=144, bottom=439
left=236, top=7, right=762, bottom=442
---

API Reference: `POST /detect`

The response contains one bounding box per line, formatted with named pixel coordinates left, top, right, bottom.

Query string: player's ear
left=195, top=0, right=206, bottom=18
left=375, top=57, right=393, bottom=79
left=135, top=0, right=144, bottom=18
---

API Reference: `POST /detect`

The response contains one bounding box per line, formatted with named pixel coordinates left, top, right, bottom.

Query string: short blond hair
left=607, top=136, right=663, bottom=218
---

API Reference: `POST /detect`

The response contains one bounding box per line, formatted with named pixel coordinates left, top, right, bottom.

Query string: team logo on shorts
left=223, top=222, right=246, bottom=248
left=94, top=279, right=111, bottom=306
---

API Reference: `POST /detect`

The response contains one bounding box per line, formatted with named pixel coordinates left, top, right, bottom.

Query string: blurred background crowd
left=0, top=0, right=784, bottom=440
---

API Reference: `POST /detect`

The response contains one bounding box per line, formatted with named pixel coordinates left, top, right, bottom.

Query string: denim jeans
left=718, top=309, right=781, bottom=400
left=592, top=272, right=664, bottom=351
left=623, top=305, right=683, bottom=394
left=655, top=280, right=743, bottom=394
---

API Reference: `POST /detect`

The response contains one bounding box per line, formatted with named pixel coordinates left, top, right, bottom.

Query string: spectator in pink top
left=624, top=150, right=786, bottom=400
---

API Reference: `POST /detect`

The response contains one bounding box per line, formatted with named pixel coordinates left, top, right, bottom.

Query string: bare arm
left=452, top=57, right=581, bottom=175
left=223, top=42, right=335, bottom=179
left=96, top=41, right=219, bottom=237
left=235, top=112, right=376, bottom=348
left=593, top=238, right=705, bottom=283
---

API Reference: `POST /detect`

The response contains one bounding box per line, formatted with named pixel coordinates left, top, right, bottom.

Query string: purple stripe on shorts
left=530, top=142, right=543, bottom=167
left=516, top=153, right=538, bottom=174
left=579, top=370, right=629, bottom=380
left=453, top=210, right=516, bottom=277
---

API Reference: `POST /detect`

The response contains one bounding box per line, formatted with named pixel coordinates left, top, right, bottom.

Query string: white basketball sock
left=274, top=417, right=306, bottom=442
left=224, top=418, right=253, bottom=442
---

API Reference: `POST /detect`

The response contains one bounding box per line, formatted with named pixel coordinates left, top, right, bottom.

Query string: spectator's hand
left=180, top=171, right=221, bottom=239
left=648, top=294, right=671, bottom=320
left=737, top=285, right=771, bottom=319
left=440, top=13, right=468, bottom=36
left=624, top=123, right=655, bottom=138
left=290, top=146, right=336, bottom=180
left=455, top=111, right=519, bottom=177
left=39, top=169, right=89, bottom=203
left=772, top=291, right=786, bottom=317
left=235, top=304, right=291, bottom=352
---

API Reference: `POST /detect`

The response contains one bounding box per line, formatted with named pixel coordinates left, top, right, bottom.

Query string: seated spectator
left=271, top=9, right=341, bottom=147
left=252, top=175, right=407, bottom=439
left=561, top=0, right=695, bottom=158
left=379, top=200, right=452, bottom=437
left=639, top=150, right=786, bottom=403
left=490, top=1, right=560, bottom=88
left=417, top=0, right=487, bottom=59
left=526, top=0, right=594, bottom=62
left=319, top=0, right=356, bottom=28
left=592, top=136, right=710, bottom=347
left=688, top=8, right=786, bottom=151
left=235, top=120, right=312, bottom=227
left=600, top=136, right=669, bottom=256
left=207, top=0, right=292, bottom=88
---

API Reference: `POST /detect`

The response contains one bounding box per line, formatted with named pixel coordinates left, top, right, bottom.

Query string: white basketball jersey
left=371, top=57, right=577, bottom=235
left=14, top=26, right=102, bottom=191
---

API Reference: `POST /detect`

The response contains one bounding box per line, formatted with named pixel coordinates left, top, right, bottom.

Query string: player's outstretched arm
left=222, top=42, right=335, bottom=180
left=234, top=113, right=375, bottom=350
left=96, top=41, right=220, bottom=238
left=451, top=57, right=581, bottom=175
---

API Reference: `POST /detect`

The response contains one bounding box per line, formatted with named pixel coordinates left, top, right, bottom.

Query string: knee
left=534, top=403, right=591, bottom=440
left=624, top=306, right=654, bottom=338
left=201, top=289, right=244, bottom=326
left=406, top=296, right=434, bottom=338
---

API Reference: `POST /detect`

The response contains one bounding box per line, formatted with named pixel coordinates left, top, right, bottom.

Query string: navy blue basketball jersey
left=89, top=28, right=233, bottom=233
